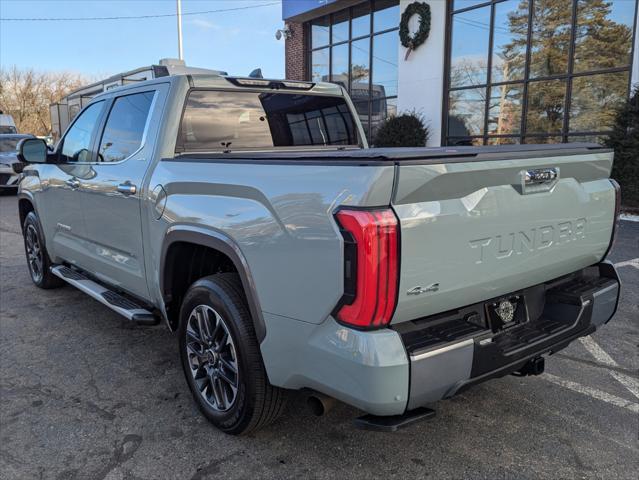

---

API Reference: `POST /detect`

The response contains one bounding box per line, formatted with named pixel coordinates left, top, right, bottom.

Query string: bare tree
left=0, top=67, right=87, bottom=136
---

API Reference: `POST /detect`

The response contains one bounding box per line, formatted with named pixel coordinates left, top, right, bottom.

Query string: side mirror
left=17, top=138, right=48, bottom=164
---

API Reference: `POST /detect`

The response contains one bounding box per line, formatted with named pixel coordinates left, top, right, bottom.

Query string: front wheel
left=22, top=211, right=64, bottom=289
left=178, top=273, right=287, bottom=435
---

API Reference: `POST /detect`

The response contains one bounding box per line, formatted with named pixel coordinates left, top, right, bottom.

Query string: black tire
left=178, top=273, right=287, bottom=435
left=22, top=211, right=64, bottom=289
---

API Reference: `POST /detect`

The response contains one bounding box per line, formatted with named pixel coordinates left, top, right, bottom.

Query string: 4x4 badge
left=407, top=283, right=439, bottom=295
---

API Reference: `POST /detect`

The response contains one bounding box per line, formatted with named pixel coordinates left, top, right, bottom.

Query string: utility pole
left=176, top=0, right=184, bottom=60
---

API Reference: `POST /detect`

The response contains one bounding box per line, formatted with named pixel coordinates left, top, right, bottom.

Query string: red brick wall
left=284, top=22, right=308, bottom=81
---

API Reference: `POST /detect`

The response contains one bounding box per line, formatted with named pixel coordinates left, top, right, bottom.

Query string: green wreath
left=399, top=2, right=431, bottom=55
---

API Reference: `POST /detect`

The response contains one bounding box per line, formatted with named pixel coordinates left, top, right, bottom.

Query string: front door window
left=60, top=101, right=104, bottom=162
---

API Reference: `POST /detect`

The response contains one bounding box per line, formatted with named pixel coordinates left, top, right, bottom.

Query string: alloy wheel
left=25, top=224, right=43, bottom=283
left=185, top=304, right=239, bottom=412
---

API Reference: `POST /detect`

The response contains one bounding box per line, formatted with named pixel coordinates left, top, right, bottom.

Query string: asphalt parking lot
left=1, top=194, right=638, bottom=480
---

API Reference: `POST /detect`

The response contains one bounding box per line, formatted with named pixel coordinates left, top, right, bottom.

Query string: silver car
left=0, top=134, right=34, bottom=193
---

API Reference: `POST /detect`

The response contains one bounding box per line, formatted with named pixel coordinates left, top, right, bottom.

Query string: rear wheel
left=22, top=211, right=63, bottom=289
left=178, top=273, right=287, bottom=435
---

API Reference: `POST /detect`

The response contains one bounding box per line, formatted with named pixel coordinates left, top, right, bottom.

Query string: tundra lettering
left=17, top=73, right=620, bottom=434
left=470, top=218, right=587, bottom=264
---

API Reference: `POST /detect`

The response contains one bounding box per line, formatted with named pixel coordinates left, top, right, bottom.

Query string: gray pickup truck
left=16, top=74, right=621, bottom=434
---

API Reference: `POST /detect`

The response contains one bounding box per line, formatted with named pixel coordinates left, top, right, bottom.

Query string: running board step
left=51, top=265, right=159, bottom=326
left=353, top=407, right=436, bottom=432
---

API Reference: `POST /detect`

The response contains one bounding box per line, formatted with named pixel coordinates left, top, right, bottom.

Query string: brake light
left=333, top=208, right=399, bottom=329
left=603, top=179, right=621, bottom=259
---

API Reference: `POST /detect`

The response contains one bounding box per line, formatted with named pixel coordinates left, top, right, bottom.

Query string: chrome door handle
left=65, top=178, right=80, bottom=189
left=117, top=183, right=137, bottom=195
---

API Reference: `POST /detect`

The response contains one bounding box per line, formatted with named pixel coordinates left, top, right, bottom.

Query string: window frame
left=442, top=0, right=639, bottom=146
left=57, top=100, right=107, bottom=164
left=306, top=0, right=400, bottom=141
left=95, top=90, right=158, bottom=164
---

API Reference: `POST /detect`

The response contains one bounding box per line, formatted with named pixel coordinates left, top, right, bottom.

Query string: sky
left=0, top=0, right=286, bottom=79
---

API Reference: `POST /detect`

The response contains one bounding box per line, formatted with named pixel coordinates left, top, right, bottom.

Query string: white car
left=0, top=113, right=18, bottom=134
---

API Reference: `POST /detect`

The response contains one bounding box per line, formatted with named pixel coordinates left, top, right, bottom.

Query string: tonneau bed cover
left=173, top=143, right=610, bottom=165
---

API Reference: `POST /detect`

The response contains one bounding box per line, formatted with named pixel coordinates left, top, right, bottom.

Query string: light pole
left=176, top=0, right=184, bottom=60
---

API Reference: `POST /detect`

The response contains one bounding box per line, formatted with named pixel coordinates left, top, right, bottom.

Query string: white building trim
left=397, top=0, right=447, bottom=146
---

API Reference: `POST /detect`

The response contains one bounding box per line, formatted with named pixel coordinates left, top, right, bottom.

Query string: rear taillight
left=603, top=179, right=621, bottom=259
left=333, top=208, right=399, bottom=329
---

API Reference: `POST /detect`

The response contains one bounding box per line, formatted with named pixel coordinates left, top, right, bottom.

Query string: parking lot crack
left=190, top=451, right=244, bottom=480
left=555, top=353, right=639, bottom=378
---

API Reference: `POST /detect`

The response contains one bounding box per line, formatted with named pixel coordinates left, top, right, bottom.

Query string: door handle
left=65, top=178, right=80, bottom=189
left=117, top=182, right=137, bottom=195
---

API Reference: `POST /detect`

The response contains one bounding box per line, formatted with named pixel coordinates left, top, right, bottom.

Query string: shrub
left=373, top=112, right=429, bottom=147
left=605, top=87, right=639, bottom=209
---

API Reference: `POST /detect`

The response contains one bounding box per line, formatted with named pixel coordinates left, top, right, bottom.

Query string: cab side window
left=97, top=91, right=154, bottom=163
left=60, top=101, right=104, bottom=163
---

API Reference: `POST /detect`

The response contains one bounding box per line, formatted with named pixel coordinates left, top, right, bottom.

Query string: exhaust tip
left=307, top=396, right=325, bottom=416
left=306, top=393, right=337, bottom=416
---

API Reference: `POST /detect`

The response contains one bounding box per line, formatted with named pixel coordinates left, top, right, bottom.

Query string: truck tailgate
left=391, top=149, right=616, bottom=324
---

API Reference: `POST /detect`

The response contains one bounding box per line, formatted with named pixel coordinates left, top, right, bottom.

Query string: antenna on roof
left=176, top=0, right=184, bottom=60
left=248, top=68, right=263, bottom=79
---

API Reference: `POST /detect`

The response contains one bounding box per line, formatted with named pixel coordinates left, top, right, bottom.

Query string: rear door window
left=179, top=90, right=360, bottom=151
left=97, top=91, right=155, bottom=162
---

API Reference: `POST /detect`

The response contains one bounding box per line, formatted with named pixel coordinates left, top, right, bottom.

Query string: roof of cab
left=92, top=73, right=346, bottom=99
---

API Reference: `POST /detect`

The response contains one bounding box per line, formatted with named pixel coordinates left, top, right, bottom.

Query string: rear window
left=179, top=90, right=360, bottom=151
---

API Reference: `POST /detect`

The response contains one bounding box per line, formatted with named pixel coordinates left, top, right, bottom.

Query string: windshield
left=179, top=90, right=360, bottom=151
left=0, top=138, right=21, bottom=152
left=0, top=126, right=17, bottom=134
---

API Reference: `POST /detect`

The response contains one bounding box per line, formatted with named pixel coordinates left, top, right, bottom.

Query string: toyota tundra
left=16, top=74, right=621, bottom=434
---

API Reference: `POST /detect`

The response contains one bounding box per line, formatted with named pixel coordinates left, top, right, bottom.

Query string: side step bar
left=51, top=265, right=159, bottom=326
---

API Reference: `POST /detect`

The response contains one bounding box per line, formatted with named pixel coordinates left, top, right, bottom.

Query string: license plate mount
left=485, top=295, right=528, bottom=332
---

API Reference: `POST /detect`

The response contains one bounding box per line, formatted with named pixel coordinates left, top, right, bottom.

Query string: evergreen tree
left=605, top=88, right=639, bottom=208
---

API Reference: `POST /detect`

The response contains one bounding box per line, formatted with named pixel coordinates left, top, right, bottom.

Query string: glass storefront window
left=487, top=136, right=520, bottom=145
left=332, top=9, right=349, bottom=44
left=311, top=16, right=330, bottom=48
left=569, top=71, right=629, bottom=132
left=371, top=97, right=397, bottom=140
left=567, top=135, right=607, bottom=145
left=488, top=83, right=523, bottom=135
left=453, top=0, right=488, bottom=10
left=307, top=1, right=399, bottom=142
left=373, top=0, right=400, bottom=32
left=529, top=0, right=572, bottom=78
left=526, top=79, right=567, bottom=134
left=448, top=137, right=485, bottom=146
left=330, top=43, right=349, bottom=88
left=450, top=6, right=491, bottom=88
left=449, top=88, right=486, bottom=136
left=311, top=48, right=329, bottom=83
left=352, top=3, right=371, bottom=38
left=445, top=0, right=636, bottom=146
left=373, top=30, right=398, bottom=98
left=523, top=136, right=562, bottom=144
left=350, top=38, right=370, bottom=98
left=491, top=0, right=527, bottom=83
left=573, top=0, right=635, bottom=72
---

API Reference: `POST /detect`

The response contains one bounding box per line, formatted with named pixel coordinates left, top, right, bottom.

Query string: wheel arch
left=18, top=193, right=37, bottom=233
left=160, top=225, right=266, bottom=342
